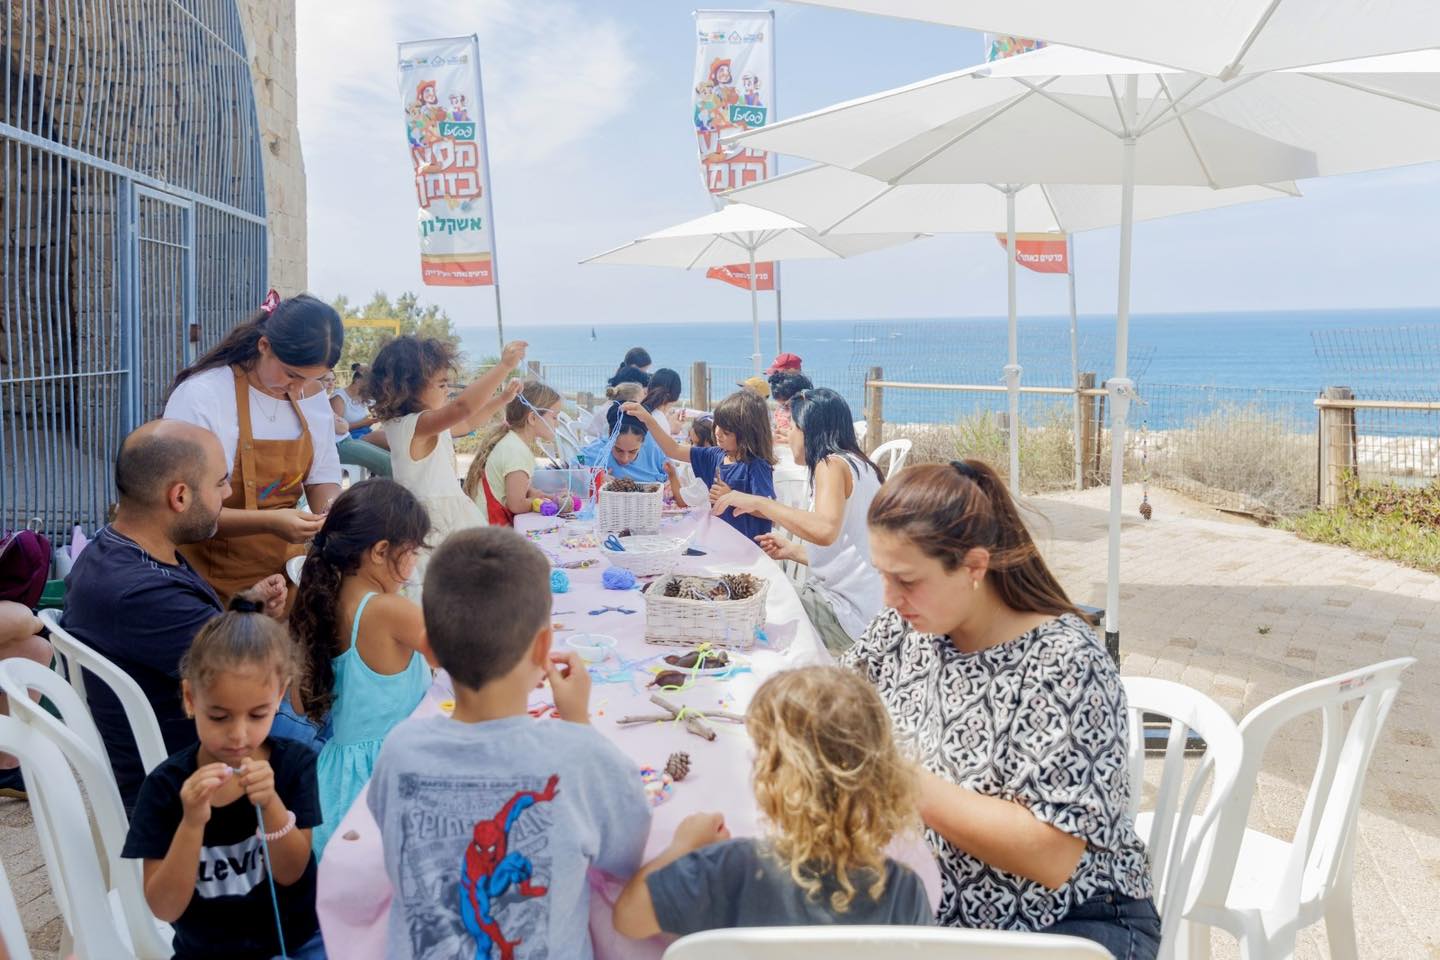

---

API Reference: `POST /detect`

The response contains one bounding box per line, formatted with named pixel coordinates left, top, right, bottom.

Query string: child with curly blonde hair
left=613, top=666, right=932, bottom=938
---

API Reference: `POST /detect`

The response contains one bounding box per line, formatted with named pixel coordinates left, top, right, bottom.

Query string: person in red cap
left=765, top=352, right=802, bottom=376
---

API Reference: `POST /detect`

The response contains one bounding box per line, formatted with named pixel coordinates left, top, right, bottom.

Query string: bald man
left=63, top=420, right=289, bottom=807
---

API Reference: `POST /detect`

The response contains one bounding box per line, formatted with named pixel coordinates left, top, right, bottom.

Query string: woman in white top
left=164, top=293, right=344, bottom=604
left=584, top=366, right=649, bottom=438
left=712, top=387, right=885, bottom=654
left=639, top=368, right=683, bottom=438
left=330, top=363, right=391, bottom=477
left=365, top=336, right=526, bottom=591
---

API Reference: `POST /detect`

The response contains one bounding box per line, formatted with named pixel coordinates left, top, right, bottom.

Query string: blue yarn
left=602, top=567, right=637, bottom=590
left=550, top=569, right=571, bottom=593
left=255, top=803, right=288, bottom=959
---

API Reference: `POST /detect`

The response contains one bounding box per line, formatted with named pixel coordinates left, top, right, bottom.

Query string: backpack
left=0, top=528, right=52, bottom=609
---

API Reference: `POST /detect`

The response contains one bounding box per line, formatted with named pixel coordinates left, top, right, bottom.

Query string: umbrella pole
left=1105, top=77, right=1140, bottom=663
left=1068, top=233, right=1082, bottom=492
left=1004, top=188, right=1021, bottom=496
left=749, top=246, right=761, bottom=376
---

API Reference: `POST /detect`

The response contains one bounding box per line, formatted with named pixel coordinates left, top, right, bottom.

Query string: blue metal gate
left=1, top=0, right=268, bottom=536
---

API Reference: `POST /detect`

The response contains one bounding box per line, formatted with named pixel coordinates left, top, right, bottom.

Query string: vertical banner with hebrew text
left=398, top=36, right=496, bottom=286
left=694, top=11, right=776, bottom=290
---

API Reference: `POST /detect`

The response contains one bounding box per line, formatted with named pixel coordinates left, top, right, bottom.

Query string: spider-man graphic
left=458, top=774, right=560, bottom=959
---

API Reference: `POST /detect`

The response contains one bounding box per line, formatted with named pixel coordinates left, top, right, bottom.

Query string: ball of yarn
left=539, top=500, right=560, bottom=517
left=570, top=495, right=582, bottom=512
left=602, top=567, right=637, bottom=591
left=550, top=569, right=570, bottom=594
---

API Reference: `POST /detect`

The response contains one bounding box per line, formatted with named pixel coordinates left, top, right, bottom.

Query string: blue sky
left=296, top=0, right=1440, bottom=330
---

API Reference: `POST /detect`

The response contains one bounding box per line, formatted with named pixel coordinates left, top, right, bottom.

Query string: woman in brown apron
left=164, top=293, right=345, bottom=603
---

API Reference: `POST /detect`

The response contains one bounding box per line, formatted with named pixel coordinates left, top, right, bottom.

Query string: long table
left=315, top=508, right=939, bottom=959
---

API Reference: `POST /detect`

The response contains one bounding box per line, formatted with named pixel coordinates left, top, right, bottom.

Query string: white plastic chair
left=0, top=855, right=35, bottom=960
left=0, top=715, right=135, bottom=959
left=39, top=610, right=169, bottom=776
left=0, top=661, right=172, bottom=959
left=339, top=464, right=369, bottom=487
left=871, top=437, right=913, bottom=476
left=287, top=553, right=307, bottom=586
left=1182, top=657, right=1416, bottom=960
left=852, top=419, right=868, bottom=443
left=1121, top=678, right=1244, bottom=960
left=663, top=926, right=1112, bottom=959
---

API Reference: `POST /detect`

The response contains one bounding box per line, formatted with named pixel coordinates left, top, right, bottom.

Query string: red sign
left=996, top=232, right=1069, bottom=274
left=705, top=262, right=775, bottom=291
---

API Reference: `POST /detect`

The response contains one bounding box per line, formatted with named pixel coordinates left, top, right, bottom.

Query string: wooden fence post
left=1318, top=386, right=1356, bottom=508
left=576, top=391, right=595, bottom=414
left=691, top=361, right=710, bottom=412
left=1078, top=372, right=1097, bottom=489
left=864, top=366, right=884, bottom=454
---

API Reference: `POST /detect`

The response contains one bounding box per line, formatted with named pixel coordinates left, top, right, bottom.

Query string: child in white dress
left=366, top=337, right=525, bottom=591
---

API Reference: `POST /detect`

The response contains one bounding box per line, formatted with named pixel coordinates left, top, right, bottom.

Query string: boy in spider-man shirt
left=369, top=528, right=651, bottom=960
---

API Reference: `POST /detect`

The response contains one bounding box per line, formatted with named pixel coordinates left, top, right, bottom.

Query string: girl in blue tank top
left=290, top=479, right=435, bottom=856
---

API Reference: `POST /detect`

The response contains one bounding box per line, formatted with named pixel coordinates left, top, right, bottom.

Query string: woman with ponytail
left=164, top=293, right=346, bottom=605
left=462, top=381, right=563, bottom=525
left=289, top=479, right=434, bottom=856
left=842, top=461, right=1158, bottom=958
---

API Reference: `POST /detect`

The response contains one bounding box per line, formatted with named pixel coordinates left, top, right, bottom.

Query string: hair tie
left=230, top=595, right=265, bottom=614
left=259, top=289, right=280, bottom=315
left=950, top=460, right=979, bottom=481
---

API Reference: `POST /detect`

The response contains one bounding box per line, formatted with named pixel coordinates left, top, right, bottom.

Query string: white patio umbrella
left=581, top=203, right=926, bottom=374
left=725, top=43, right=1440, bottom=653
left=778, top=0, right=1440, bottom=76
left=729, top=166, right=1299, bottom=493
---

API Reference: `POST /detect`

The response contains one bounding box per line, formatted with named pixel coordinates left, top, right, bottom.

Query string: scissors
left=603, top=533, right=626, bottom=552
left=588, top=604, right=637, bottom=616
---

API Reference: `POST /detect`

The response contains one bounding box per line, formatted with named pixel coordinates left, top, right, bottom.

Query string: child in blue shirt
left=625, top=390, right=776, bottom=541
left=577, top=404, right=669, bottom=483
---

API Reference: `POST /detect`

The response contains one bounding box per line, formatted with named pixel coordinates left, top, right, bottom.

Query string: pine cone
left=1139, top=500, right=1153, bottom=520
left=665, top=752, right=691, bottom=782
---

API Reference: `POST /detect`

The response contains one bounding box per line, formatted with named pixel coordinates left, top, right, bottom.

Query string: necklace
left=246, top=372, right=286, bottom=423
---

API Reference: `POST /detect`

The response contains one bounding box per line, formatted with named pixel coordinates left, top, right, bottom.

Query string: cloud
left=297, top=0, right=636, bottom=168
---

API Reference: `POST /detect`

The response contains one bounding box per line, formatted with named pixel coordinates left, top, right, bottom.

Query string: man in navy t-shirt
left=63, top=421, right=286, bottom=808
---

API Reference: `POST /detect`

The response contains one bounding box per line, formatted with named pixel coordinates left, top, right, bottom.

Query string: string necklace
left=247, top=373, right=286, bottom=423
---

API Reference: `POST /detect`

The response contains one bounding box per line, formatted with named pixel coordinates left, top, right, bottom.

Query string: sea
left=457, top=307, right=1440, bottom=429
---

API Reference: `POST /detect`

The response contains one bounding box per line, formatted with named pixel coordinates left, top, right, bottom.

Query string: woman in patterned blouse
left=840, top=459, right=1159, bottom=959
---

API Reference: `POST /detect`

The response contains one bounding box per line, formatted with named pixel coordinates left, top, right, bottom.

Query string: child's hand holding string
left=500, top=340, right=529, bottom=370
left=546, top=651, right=592, bottom=724
left=180, top=763, right=231, bottom=828
left=237, top=758, right=281, bottom=815
left=501, top=378, right=523, bottom=402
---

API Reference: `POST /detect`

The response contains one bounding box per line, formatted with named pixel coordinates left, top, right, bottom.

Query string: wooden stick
left=651, top=693, right=717, bottom=740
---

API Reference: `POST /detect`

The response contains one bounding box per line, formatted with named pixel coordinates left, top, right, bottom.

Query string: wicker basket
left=642, top=576, right=770, bottom=650
left=601, top=535, right=686, bottom=578
left=596, top=484, right=664, bottom=535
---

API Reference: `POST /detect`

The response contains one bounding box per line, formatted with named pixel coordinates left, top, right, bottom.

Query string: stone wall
left=236, top=0, right=308, bottom=294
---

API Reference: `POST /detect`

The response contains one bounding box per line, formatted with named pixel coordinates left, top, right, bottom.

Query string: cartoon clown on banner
left=397, top=37, right=499, bottom=289
left=693, top=11, right=777, bottom=290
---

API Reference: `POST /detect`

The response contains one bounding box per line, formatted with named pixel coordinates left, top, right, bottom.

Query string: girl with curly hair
left=365, top=336, right=525, bottom=589
left=289, top=479, right=434, bottom=856
left=613, top=666, right=932, bottom=937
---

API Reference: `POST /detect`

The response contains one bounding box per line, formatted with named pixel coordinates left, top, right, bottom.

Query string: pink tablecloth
left=315, top=509, right=940, bottom=959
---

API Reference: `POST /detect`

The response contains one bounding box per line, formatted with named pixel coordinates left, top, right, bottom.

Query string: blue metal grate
left=1, top=0, right=268, bottom=536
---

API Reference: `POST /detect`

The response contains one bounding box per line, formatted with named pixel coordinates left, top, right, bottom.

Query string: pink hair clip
left=260, top=289, right=280, bottom=314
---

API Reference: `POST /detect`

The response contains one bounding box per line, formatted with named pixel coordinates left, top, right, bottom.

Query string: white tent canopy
left=727, top=164, right=1299, bottom=236
left=725, top=43, right=1440, bottom=651
left=582, top=204, right=925, bottom=373
left=778, top=0, right=1440, bottom=77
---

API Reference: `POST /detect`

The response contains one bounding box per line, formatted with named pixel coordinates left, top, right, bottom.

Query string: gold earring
left=972, top=579, right=980, bottom=591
